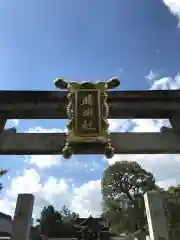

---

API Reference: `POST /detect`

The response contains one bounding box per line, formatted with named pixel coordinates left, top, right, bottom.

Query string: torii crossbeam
left=0, top=89, right=179, bottom=119
left=0, top=132, right=179, bottom=155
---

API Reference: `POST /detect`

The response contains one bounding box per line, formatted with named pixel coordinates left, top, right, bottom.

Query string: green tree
left=101, top=161, right=157, bottom=234
left=36, top=205, right=79, bottom=238
left=37, top=205, right=63, bottom=237
left=60, top=205, right=79, bottom=237
left=60, top=205, right=72, bottom=222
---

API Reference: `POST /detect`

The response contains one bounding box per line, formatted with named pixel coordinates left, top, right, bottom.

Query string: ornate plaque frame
left=54, top=78, right=120, bottom=159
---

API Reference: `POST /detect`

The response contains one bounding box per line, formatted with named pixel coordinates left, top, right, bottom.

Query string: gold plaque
left=54, top=77, right=120, bottom=159
left=74, top=89, right=101, bottom=136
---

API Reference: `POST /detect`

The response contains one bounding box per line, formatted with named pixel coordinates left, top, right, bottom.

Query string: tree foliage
left=35, top=204, right=79, bottom=238
left=37, top=205, right=62, bottom=237
left=101, top=161, right=157, bottom=234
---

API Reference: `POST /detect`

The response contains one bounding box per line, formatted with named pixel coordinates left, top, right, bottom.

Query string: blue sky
left=1, top=0, right=180, bottom=218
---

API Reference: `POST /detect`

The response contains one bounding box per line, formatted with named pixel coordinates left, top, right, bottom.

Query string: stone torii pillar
left=144, top=191, right=169, bottom=240
left=11, top=194, right=35, bottom=240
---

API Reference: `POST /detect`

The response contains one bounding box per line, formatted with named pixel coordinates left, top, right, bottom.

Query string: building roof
left=74, top=216, right=108, bottom=231
left=74, top=216, right=104, bottom=225
left=0, top=213, right=12, bottom=222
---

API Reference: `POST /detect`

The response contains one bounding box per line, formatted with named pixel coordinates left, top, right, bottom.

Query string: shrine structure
left=0, top=77, right=179, bottom=158
left=74, top=216, right=110, bottom=240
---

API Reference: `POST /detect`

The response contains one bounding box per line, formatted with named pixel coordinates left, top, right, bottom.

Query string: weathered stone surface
left=0, top=132, right=179, bottom=155
left=144, top=191, right=169, bottom=240
left=0, top=90, right=179, bottom=119
left=11, top=194, right=34, bottom=240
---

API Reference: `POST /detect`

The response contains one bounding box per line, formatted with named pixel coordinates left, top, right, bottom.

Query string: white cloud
left=109, top=119, right=134, bottom=132
left=150, top=74, right=180, bottom=90
left=163, top=0, right=180, bottom=21
left=157, top=178, right=177, bottom=190
left=71, top=180, right=102, bottom=217
left=131, top=119, right=170, bottom=132
left=145, top=70, right=159, bottom=82
left=0, top=169, right=101, bottom=219
left=28, top=126, right=64, bottom=134
left=26, top=155, right=61, bottom=169
left=5, top=119, right=19, bottom=129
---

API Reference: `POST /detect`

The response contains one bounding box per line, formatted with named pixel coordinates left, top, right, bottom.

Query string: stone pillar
left=144, top=191, right=169, bottom=240
left=11, top=193, right=35, bottom=240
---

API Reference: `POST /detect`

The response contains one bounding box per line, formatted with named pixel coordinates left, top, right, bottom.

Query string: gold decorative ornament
left=54, top=78, right=120, bottom=159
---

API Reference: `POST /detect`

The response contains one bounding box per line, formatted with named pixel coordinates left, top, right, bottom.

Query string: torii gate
left=1, top=77, right=173, bottom=240
left=0, top=77, right=180, bottom=158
